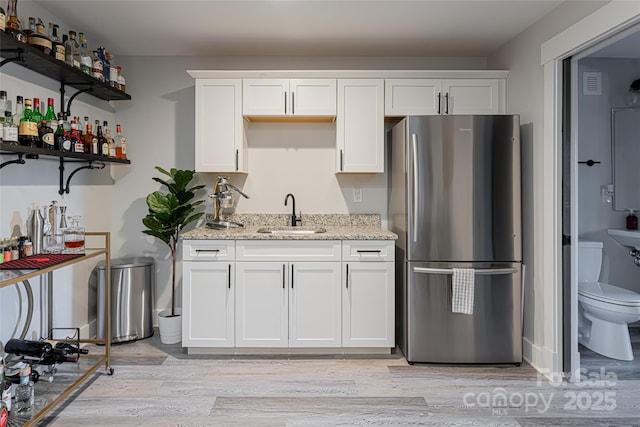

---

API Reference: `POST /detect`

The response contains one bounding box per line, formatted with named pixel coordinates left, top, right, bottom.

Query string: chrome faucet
left=284, top=193, right=302, bottom=226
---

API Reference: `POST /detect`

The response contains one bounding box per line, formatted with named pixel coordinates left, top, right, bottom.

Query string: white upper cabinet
left=441, top=79, right=502, bottom=115
left=336, top=79, right=384, bottom=173
left=385, top=79, right=441, bottom=115
left=385, top=78, right=504, bottom=116
left=195, top=79, right=247, bottom=173
left=243, top=79, right=336, bottom=118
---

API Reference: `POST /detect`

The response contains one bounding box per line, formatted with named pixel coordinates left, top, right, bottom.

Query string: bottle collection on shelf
left=0, top=0, right=127, bottom=92
left=0, top=201, right=85, bottom=263
left=0, top=91, right=127, bottom=159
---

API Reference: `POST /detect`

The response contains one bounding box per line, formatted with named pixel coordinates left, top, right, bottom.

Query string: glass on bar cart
left=63, top=215, right=85, bottom=254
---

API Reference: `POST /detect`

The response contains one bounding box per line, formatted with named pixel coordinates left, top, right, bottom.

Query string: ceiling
left=34, top=0, right=566, bottom=58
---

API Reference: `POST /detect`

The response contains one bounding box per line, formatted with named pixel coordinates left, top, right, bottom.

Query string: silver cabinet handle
left=292, top=92, right=295, bottom=115
left=282, top=264, right=285, bottom=289
left=340, top=149, right=344, bottom=171
left=413, top=267, right=518, bottom=276
left=411, top=133, right=418, bottom=243
left=195, top=249, right=220, bottom=253
left=235, top=149, right=239, bottom=171
left=284, top=91, right=287, bottom=114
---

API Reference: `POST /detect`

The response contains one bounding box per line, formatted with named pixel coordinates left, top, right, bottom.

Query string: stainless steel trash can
left=92, top=257, right=155, bottom=343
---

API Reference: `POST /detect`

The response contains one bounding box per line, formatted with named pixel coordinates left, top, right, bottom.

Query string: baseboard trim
left=523, top=337, right=560, bottom=383
left=187, top=347, right=393, bottom=356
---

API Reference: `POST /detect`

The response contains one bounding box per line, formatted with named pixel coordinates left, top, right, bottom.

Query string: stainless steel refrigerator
left=389, top=115, right=522, bottom=364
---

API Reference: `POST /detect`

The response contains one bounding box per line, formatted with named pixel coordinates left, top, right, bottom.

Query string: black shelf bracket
left=59, top=158, right=106, bottom=195
left=60, top=82, right=95, bottom=117
left=0, top=152, right=26, bottom=169
left=0, top=50, right=25, bottom=69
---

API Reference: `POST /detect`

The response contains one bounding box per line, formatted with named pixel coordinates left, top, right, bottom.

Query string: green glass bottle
left=18, top=99, right=39, bottom=147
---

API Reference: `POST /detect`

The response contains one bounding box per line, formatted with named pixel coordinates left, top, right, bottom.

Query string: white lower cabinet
left=182, top=261, right=235, bottom=347
left=182, top=239, right=394, bottom=352
left=342, top=240, right=395, bottom=347
left=235, top=240, right=342, bottom=348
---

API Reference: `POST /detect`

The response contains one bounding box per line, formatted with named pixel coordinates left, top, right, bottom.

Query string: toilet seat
left=578, top=281, right=640, bottom=307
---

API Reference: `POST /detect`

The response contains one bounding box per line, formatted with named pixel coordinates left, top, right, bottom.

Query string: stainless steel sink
left=257, top=227, right=327, bottom=235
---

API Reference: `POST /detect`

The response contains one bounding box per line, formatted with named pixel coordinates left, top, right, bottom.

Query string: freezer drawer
left=405, top=261, right=522, bottom=364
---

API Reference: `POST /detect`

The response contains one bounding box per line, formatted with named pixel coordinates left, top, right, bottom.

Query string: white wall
left=577, top=58, right=640, bottom=291
left=487, top=0, right=608, bottom=371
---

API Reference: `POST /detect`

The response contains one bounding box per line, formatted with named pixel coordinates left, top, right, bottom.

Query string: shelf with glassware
left=0, top=232, right=113, bottom=427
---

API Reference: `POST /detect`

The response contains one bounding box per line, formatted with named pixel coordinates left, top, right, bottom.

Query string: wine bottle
left=5, top=338, right=53, bottom=359
left=18, top=99, right=39, bottom=147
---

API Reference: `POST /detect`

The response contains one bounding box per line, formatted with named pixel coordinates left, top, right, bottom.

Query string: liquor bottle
left=65, top=30, right=80, bottom=68
left=22, top=16, right=35, bottom=37
left=31, top=97, right=43, bottom=126
left=0, top=91, right=7, bottom=115
left=28, top=17, right=52, bottom=54
left=114, top=124, right=126, bottom=159
left=39, top=120, right=54, bottom=149
left=12, top=96, right=23, bottom=126
left=92, top=50, right=103, bottom=81
left=117, top=66, right=126, bottom=92
left=5, top=0, right=26, bottom=43
left=105, top=125, right=115, bottom=158
left=1, top=361, right=11, bottom=413
left=44, top=98, right=57, bottom=129
left=3, top=111, right=18, bottom=145
left=50, top=24, right=65, bottom=61
left=54, top=114, right=71, bottom=152
left=78, top=32, right=92, bottom=75
left=69, top=120, right=84, bottom=153
left=82, top=122, right=94, bottom=154
left=18, top=99, right=39, bottom=147
left=0, top=4, right=5, bottom=32
left=107, top=52, right=118, bottom=88
left=74, top=116, right=82, bottom=138
left=96, top=122, right=108, bottom=156
left=98, top=47, right=110, bottom=84
left=13, top=366, right=34, bottom=413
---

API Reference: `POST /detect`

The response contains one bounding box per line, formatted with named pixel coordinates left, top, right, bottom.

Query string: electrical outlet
left=353, top=188, right=362, bottom=203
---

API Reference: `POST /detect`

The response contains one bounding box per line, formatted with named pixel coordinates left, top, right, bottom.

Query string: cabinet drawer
left=342, top=241, right=394, bottom=262
left=182, top=240, right=235, bottom=261
left=236, top=241, right=341, bottom=261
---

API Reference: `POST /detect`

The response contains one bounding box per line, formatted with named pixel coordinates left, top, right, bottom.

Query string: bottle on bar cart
left=18, top=99, right=39, bottom=147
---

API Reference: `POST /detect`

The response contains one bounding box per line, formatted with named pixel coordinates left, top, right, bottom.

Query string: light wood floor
left=36, top=329, right=640, bottom=426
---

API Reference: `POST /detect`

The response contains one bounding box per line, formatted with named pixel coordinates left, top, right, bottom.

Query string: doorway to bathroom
left=565, top=23, right=640, bottom=378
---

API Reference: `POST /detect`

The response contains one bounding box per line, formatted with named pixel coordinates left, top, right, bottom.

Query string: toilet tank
left=578, top=241, right=603, bottom=282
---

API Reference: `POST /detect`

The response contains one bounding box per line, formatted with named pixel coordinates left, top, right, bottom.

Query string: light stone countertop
left=181, top=213, right=397, bottom=241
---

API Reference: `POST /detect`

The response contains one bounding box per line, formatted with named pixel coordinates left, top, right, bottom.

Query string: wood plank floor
left=36, top=329, right=640, bottom=426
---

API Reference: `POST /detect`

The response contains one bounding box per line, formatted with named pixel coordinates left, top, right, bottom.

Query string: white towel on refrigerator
left=452, top=268, right=475, bottom=314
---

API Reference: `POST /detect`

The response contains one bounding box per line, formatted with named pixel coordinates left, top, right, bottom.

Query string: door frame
left=541, top=2, right=640, bottom=379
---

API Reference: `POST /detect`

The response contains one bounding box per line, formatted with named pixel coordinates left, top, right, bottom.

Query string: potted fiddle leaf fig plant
left=142, top=166, right=205, bottom=344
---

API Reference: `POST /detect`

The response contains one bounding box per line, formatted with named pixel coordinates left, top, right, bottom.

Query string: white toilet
left=578, top=241, right=640, bottom=361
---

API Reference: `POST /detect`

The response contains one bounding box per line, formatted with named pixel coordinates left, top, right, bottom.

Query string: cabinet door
left=182, top=262, right=234, bottom=347
left=243, top=79, right=289, bottom=115
left=336, top=79, right=384, bottom=173
left=289, top=262, right=342, bottom=347
left=235, top=262, right=288, bottom=347
left=385, top=79, right=441, bottom=116
left=290, top=79, right=336, bottom=116
left=342, top=262, right=394, bottom=347
left=195, top=79, right=246, bottom=172
left=442, top=79, right=502, bottom=115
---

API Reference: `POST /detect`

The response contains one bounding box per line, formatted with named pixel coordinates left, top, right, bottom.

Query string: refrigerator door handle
left=413, top=266, right=518, bottom=276
left=411, top=133, right=419, bottom=243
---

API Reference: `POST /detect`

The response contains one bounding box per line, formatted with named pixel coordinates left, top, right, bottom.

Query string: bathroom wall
left=578, top=57, right=640, bottom=292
